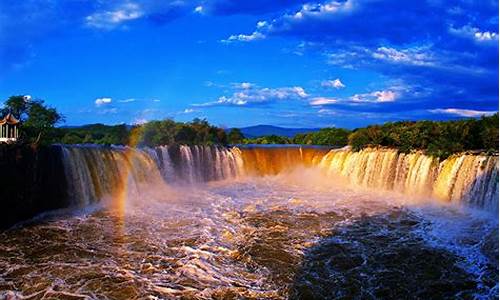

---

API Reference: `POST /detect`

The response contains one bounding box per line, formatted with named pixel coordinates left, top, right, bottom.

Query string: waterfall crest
left=237, top=146, right=329, bottom=175
left=59, top=145, right=498, bottom=212
left=319, top=147, right=499, bottom=211
left=145, top=145, right=243, bottom=184
left=61, top=145, right=163, bottom=206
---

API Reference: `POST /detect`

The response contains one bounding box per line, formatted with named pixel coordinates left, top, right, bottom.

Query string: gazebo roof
left=0, top=113, right=20, bottom=125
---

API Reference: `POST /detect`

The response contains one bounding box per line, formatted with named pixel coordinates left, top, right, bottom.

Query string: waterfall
left=145, top=145, right=243, bottom=183
left=59, top=145, right=498, bottom=212
left=318, top=147, right=499, bottom=212
left=61, top=145, right=164, bottom=206
left=236, top=146, right=330, bottom=175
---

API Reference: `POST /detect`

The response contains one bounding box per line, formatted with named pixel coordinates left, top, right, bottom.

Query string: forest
left=56, top=114, right=499, bottom=158
left=242, top=115, right=499, bottom=158
left=1, top=95, right=498, bottom=159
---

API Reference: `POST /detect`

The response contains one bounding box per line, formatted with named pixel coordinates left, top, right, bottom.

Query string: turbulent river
left=0, top=145, right=498, bottom=299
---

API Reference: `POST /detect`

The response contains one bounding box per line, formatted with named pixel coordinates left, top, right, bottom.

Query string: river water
left=0, top=173, right=497, bottom=299
left=0, top=145, right=498, bottom=299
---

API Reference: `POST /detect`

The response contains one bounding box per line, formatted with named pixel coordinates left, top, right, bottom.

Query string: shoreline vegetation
left=53, top=113, right=499, bottom=159
left=1, top=95, right=498, bottom=159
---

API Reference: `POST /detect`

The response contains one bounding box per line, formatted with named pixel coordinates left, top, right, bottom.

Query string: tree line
left=241, top=114, right=498, bottom=158
left=347, top=115, right=499, bottom=158
left=240, top=128, right=351, bottom=146
left=0, top=96, right=244, bottom=146
left=1, top=95, right=497, bottom=158
left=56, top=119, right=240, bottom=146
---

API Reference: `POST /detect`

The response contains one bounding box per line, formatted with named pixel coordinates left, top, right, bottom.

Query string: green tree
left=23, top=100, right=64, bottom=144
left=1, top=95, right=30, bottom=121
left=479, top=113, right=499, bottom=151
left=213, top=127, right=228, bottom=145
left=308, top=128, right=350, bottom=146
left=228, top=128, right=244, bottom=144
left=62, top=133, right=84, bottom=144
left=348, top=129, right=371, bottom=151
left=175, top=124, right=197, bottom=144
left=2, top=96, right=64, bottom=144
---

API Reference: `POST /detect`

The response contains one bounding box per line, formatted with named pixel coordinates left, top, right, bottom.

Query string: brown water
left=0, top=171, right=497, bottom=299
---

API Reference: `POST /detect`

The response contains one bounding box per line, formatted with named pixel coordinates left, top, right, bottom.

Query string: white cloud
left=239, top=82, right=253, bottom=89
left=474, top=31, right=498, bottom=41
left=292, top=86, right=308, bottom=98
left=85, top=3, right=143, bottom=30
left=194, top=6, right=203, bottom=14
left=95, top=97, right=112, bottom=106
left=194, top=86, right=308, bottom=106
left=152, top=99, right=160, bottom=102
left=284, top=0, right=355, bottom=22
left=325, top=48, right=369, bottom=68
left=450, top=25, right=499, bottom=43
left=429, top=108, right=497, bottom=117
left=325, top=45, right=446, bottom=71
left=257, top=21, right=268, bottom=28
left=372, top=46, right=435, bottom=66
left=310, top=97, right=338, bottom=105
left=183, top=108, right=195, bottom=113
left=321, top=78, right=345, bottom=89
left=351, top=90, right=397, bottom=103
left=222, top=31, right=265, bottom=43
left=318, top=108, right=337, bottom=115
left=118, top=98, right=135, bottom=103
left=372, top=90, right=397, bottom=102
left=223, top=0, right=354, bottom=44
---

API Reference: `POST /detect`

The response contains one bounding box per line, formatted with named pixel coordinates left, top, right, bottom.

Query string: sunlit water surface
left=0, top=170, right=498, bottom=299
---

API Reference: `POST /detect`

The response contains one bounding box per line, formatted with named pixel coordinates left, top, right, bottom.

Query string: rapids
left=0, top=145, right=498, bottom=299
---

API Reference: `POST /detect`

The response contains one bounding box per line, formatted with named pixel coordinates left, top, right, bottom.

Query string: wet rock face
left=0, top=144, right=68, bottom=229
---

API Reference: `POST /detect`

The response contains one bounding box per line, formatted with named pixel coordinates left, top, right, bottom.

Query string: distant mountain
left=238, top=125, right=320, bottom=138
left=61, top=123, right=320, bottom=139
left=60, top=123, right=133, bottom=129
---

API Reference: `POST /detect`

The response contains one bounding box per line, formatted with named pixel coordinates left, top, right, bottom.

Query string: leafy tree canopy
left=2, top=95, right=64, bottom=145
left=4, top=95, right=497, bottom=159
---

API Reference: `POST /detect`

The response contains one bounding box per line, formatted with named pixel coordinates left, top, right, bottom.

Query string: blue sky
left=0, top=0, right=498, bottom=128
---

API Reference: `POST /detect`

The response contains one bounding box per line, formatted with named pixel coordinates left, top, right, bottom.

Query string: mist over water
left=0, top=145, right=498, bottom=299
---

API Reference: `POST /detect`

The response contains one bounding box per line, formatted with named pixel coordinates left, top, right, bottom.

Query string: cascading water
left=318, top=147, right=499, bottom=212
left=236, top=145, right=329, bottom=176
left=61, top=145, right=165, bottom=206
left=61, top=144, right=244, bottom=203
left=59, top=145, right=498, bottom=212
left=2, top=144, right=497, bottom=299
left=145, top=145, right=243, bottom=184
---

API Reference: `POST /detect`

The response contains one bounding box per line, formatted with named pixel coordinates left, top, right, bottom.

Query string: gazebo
left=0, top=113, right=20, bottom=143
